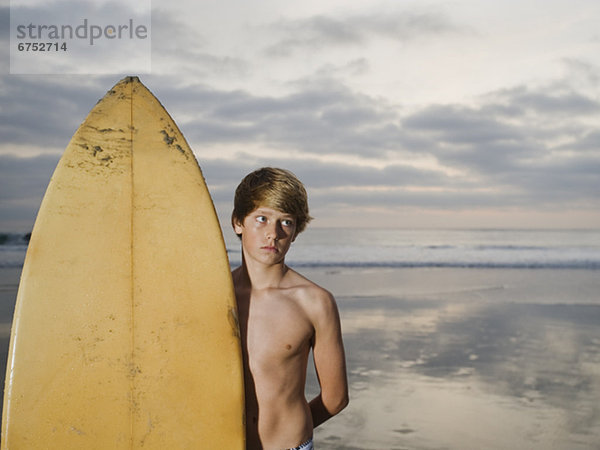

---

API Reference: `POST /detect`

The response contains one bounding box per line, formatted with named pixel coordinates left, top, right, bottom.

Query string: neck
left=238, top=253, right=288, bottom=290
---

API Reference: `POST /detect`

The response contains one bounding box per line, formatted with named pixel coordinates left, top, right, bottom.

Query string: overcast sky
left=1, top=0, right=599, bottom=231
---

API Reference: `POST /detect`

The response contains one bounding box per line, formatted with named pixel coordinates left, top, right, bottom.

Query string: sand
left=303, top=267, right=600, bottom=450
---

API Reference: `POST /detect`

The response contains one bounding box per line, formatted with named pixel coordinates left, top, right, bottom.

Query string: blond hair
left=232, top=167, right=312, bottom=236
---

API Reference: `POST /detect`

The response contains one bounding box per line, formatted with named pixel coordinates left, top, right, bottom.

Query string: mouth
left=261, top=245, right=279, bottom=253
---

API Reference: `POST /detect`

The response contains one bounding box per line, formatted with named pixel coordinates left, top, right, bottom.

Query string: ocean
left=3, top=228, right=600, bottom=270
left=225, top=227, right=600, bottom=270
left=1, top=228, right=599, bottom=448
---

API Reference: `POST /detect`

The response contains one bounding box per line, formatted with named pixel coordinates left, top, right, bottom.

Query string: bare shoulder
left=283, top=268, right=339, bottom=320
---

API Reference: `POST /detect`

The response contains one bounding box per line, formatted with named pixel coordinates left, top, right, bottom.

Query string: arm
left=308, top=290, right=349, bottom=428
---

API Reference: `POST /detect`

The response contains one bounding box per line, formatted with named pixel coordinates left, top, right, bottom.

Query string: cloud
left=146, top=72, right=600, bottom=217
left=314, top=58, right=371, bottom=78
left=567, top=130, right=600, bottom=152
left=150, top=8, right=249, bottom=79
left=404, top=104, right=524, bottom=146
left=561, top=58, right=600, bottom=87
left=0, top=6, right=8, bottom=38
left=202, top=72, right=599, bottom=215
left=0, top=6, right=10, bottom=67
left=165, top=77, right=413, bottom=159
left=1, top=68, right=598, bottom=231
left=0, top=154, right=58, bottom=202
left=0, top=76, right=114, bottom=150
left=1, top=3, right=599, bottom=230
left=207, top=155, right=449, bottom=190
left=264, top=9, right=466, bottom=57
left=0, top=154, right=60, bottom=230
left=488, top=85, right=600, bottom=117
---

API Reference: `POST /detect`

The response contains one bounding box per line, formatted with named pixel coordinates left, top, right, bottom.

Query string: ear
left=232, top=217, right=244, bottom=236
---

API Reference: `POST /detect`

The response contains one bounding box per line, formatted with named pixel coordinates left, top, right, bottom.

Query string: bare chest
left=242, top=294, right=314, bottom=364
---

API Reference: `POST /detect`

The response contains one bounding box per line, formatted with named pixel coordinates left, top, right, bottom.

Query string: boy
left=231, top=167, right=349, bottom=450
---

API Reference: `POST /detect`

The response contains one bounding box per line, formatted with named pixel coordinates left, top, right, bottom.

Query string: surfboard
left=1, top=76, right=245, bottom=448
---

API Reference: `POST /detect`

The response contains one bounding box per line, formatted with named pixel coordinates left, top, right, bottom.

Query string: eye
left=256, top=215, right=267, bottom=223
left=282, top=219, right=294, bottom=227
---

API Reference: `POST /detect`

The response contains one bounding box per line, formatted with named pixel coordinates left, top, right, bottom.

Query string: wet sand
left=303, top=267, right=600, bottom=449
left=1, top=266, right=599, bottom=448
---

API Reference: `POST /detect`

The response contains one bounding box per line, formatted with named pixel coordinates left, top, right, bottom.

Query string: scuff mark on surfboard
left=139, top=414, right=155, bottom=447
left=69, top=426, right=85, bottom=435
left=160, top=130, right=175, bottom=145
left=87, top=146, right=114, bottom=166
left=96, top=89, right=115, bottom=104
left=160, top=129, right=188, bottom=158
left=129, top=363, right=142, bottom=378
left=86, top=125, right=123, bottom=134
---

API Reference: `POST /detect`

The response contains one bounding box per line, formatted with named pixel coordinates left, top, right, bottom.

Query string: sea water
left=225, top=228, right=600, bottom=270
left=3, top=228, right=600, bottom=270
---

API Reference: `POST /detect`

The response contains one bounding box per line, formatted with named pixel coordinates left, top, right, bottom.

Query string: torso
left=233, top=267, right=318, bottom=450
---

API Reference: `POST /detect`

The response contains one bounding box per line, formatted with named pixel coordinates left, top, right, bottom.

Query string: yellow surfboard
left=1, top=77, right=245, bottom=449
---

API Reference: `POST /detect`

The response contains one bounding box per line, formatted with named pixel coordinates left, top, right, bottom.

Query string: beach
left=303, top=266, right=600, bottom=450
left=1, top=228, right=600, bottom=448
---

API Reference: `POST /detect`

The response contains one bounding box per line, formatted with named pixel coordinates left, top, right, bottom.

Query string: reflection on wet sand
left=304, top=268, right=600, bottom=450
left=1, top=266, right=599, bottom=448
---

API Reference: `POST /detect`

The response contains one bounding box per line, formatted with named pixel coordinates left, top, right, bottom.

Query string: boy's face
left=233, top=206, right=297, bottom=266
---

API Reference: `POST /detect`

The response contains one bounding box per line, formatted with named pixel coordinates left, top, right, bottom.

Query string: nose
left=265, top=222, right=278, bottom=241
left=266, top=221, right=285, bottom=241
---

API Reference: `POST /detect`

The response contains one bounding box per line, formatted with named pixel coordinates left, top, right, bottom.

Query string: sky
left=1, top=0, right=599, bottom=231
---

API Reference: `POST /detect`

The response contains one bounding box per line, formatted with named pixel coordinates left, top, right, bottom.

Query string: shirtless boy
left=231, top=167, right=349, bottom=450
